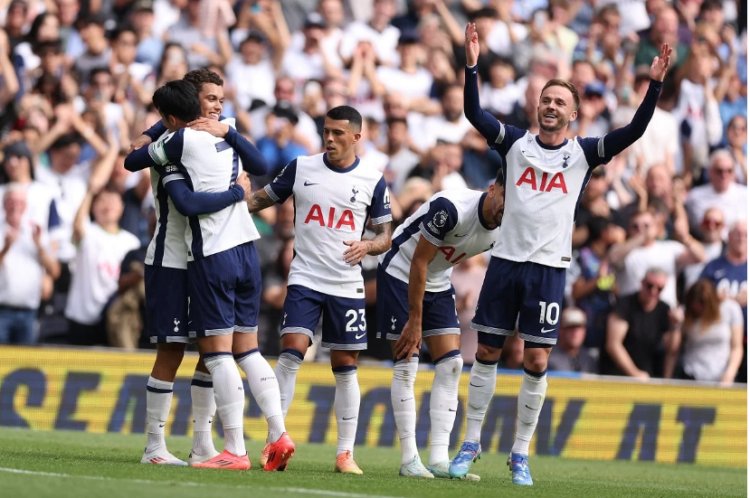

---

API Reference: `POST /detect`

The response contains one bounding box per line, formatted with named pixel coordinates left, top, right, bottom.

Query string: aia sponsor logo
left=304, top=204, right=356, bottom=231
left=515, top=167, right=568, bottom=193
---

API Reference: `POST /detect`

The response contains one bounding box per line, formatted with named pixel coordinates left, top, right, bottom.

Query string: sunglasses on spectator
left=702, top=218, right=724, bottom=228
left=642, top=281, right=664, bottom=292
left=712, top=167, right=734, bottom=175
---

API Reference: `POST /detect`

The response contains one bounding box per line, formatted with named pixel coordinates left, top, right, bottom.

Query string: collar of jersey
left=323, top=153, right=360, bottom=173
left=535, top=135, right=568, bottom=150
left=477, top=192, right=494, bottom=230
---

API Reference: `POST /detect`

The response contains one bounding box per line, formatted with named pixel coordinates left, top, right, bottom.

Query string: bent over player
left=377, top=172, right=503, bottom=479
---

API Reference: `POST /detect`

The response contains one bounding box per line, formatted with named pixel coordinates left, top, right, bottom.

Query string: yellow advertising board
left=0, top=346, right=745, bottom=468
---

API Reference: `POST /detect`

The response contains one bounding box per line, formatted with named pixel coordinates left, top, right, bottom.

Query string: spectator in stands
left=682, top=207, right=726, bottom=291
left=165, top=0, right=231, bottom=70
left=571, top=216, right=623, bottom=351
left=376, top=30, right=434, bottom=109
left=669, top=279, right=743, bottom=384
left=674, top=43, right=723, bottom=184
left=700, top=218, right=747, bottom=382
left=381, top=116, right=419, bottom=195
left=610, top=207, right=704, bottom=309
left=725, top=115, right=747, bottom=184
left=256, top=102, right=308, bottom=176
left=106, top=209, right=151, bottom=350
left=0, top=183, right=60, bottom=344
left=0, top=27, right=20, bottom=112
left=226, top=31, right=276, bottom=112
left=281, top=12, right=342, bottom=85
left=634, top=5, right=687, bottom=68
left=601, top=268, right=680, bottom=379
left=74, top=12, right=111, bottom=84
left=129, top=0, right=162, bottom=69
left=338, top=0, right=399, bottom=68
left=548, top=307, right=598, bottom=373
left=414, top=83, right=472, bottom=152
left=64, top=147, right=140, bottom=345
left=685, top=149, right=748, bottom=237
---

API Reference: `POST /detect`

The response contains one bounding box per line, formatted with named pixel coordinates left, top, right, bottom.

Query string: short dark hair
left=152, top=80, right=200, bottom=123
left=110, top=23, right=137, bottom=42
left=541, top=78, right=580, bottom=110
left=326, top=105, right=362, bottom=132
left=49, top=132, right=82, bottom=151
left=183, top=68, right=224, bottom=92
left=494, top=158, right=506, bottom=185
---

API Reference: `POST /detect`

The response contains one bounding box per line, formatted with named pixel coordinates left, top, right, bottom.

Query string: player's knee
left=331, top=350, right=358, bottom=369
left=476, top=343, right=501, bottom=363
left=523, top=347, right=550, bottom=373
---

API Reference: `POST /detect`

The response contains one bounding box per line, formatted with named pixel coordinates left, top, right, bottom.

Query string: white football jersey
left=491, top=125, right=605, bottom=268
left=265, top=153, right=391, bottom=298
left=154, top=126, right=259, bottom=260
left=379, top=189, right=498, bottom=292
left=145, top=117, right=244, bottom=268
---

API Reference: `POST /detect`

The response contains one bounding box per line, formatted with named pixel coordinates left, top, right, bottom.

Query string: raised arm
left=600, top=44, right=671, bottom=160
left=463, top=23, right=502, bottom=143
left=393, top=235, right=439, bottom=360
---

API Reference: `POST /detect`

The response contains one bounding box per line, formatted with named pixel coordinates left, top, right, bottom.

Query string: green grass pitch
left=0, top=427, right=744, bottom=498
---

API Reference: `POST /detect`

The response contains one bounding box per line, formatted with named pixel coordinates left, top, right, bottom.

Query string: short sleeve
left=264, top=159, right=297, bottom=203
left=368, top=176, right=392, bottom=225
left=419, top=196, right=459, bottom=246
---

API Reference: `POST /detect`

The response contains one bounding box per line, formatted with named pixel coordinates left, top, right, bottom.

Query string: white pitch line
left=0, top=467, right=403, bottom=498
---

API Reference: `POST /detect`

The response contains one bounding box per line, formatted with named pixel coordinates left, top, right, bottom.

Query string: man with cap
left=281, top=12, right=341, bottom=84
left=547, top=307, right=598, bottom=373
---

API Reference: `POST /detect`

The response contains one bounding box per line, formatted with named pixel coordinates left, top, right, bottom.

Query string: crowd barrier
left=0, top=346, right=745, bottom=468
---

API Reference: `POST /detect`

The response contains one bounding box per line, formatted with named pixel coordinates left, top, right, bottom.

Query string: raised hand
left=464, top=22, right=479, bottom=67
left=649, top=43, right=672, bottom=82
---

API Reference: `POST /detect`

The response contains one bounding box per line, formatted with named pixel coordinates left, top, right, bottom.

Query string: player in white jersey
left=377, top=171, right=504, bottom=479
left=129, top=80, right=293, bottom=471
left=246, top=105, right=393, bottom=474
left=448, top=24, right=672, bottom=486
left=129, top=69, right=293, bottom=470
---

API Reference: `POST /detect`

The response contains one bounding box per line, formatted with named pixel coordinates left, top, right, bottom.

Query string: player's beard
left=538, top=113, right=567, bottom=133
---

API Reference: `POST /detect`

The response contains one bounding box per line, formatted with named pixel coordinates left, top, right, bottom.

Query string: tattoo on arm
left=247, top=189, right=277, bottom=213
left=367, top=221, right=393, bottom=256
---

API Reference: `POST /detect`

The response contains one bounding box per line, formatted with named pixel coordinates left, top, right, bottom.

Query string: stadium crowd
left=0, top=0, right=746, bottom=383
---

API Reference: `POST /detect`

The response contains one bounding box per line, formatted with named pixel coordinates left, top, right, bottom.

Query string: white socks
left=429, top=352, right=463, bottom=466
left=333, top=367, right=360, bottom=456
left=235, top=348, right=286, bottom=442
left=145, top=376, right=173, bottom=452
left=190, top=370, right=217, bottom=456
left=203, top=353, right=246, bottom=456
left=275, top=349, right=304, bottom=417
left=464, top=358, right=498, bottom=443
left=512, top=370, right=547, bottom=456
left=391, top=356, right=419, bottom=464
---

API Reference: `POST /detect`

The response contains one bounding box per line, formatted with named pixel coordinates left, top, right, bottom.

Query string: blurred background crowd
left=0, top=0, right=746, bottom=384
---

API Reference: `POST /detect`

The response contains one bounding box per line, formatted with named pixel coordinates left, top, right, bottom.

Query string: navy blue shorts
left=187, top=242, right=261, bottom=338
left=472, top=257, right=565, bottom=346
left=376, top=265, right=459, bottom=341
left=281, top=285, right=367, bottom=351
left=144, top=265, right=190, bottom=344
